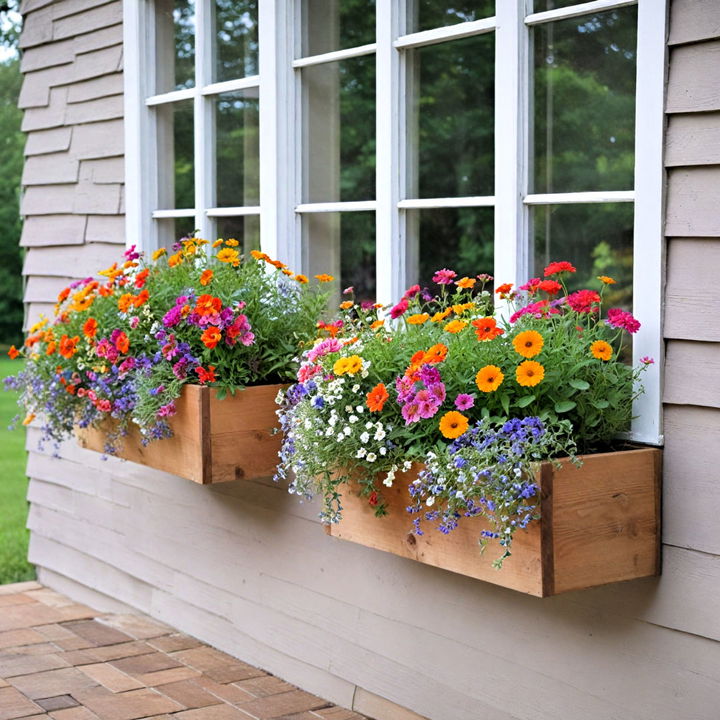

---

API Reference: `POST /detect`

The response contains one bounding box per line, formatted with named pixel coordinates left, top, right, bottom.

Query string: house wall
left=18, top=2, right=720, bottom=720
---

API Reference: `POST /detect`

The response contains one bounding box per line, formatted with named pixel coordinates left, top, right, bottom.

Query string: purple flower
left=455, top=393, right=475, bottom=410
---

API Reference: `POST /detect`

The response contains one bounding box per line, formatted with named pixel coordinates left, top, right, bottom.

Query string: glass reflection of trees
left=215, top=0, right=258, bottom=82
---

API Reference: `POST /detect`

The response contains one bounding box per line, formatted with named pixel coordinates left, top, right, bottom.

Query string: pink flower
left=402, top=401, right=422, bottom=425
left=307, top=338, right=342, bottom=363
left=395, top=375, right=415, bottom=404
left=298, top=363, right=322, bottom=383
left=97, top=399, right=111, bottom=413
left=342, top=286, right=354, bottom=295
left=157, top=402, right=177, bottom=418
left=427, top=382, right=446, bottom=405
left=403, top=284, right=421, bottom=299
left=640, top=356, right=654, bottom=365
left=476, top=274, right=493, bottom=283
left=567, top=290, right=601, bottom=314
left=455, top=393, right=475, bottom=410
left=129, top=316, right=140, bottom=329
left=519, top=278, right=542, bottom=294
left=390, top=298, right=409, bottom=319
left=510, top=300, right=554, bottom=323
left=432, top=268, right=457, bottom=285
left=606, top=308, right=641, bottom=334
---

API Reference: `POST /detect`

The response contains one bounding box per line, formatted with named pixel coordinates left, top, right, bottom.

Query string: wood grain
left=76, top=383, right=285, bottom=484
left=328, top=449, right=661, bottom=597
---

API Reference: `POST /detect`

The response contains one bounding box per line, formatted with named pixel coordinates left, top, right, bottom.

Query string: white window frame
left=124, top=0, right=667, bottom=445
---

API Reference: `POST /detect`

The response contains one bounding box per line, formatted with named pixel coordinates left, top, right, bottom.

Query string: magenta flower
left=606, top=308, right=641, bottom=334
left=519, top=278, right=541, bottom=293
left=455, top=393, right=475, bottom=410
left=567, top=290, right=601, bottom=314
left=432, top=268, right=457, bottom=285
left=307, top=338, right=342, bottom=363
left=427, top=382, right=446, bottom=405
left=403, top=284, right=421, bottom=299
left=640, top=356, right=654, bottom=365
left=390, top=298, right=409, bottom=319
left=402, top=401, right=422, bottom=425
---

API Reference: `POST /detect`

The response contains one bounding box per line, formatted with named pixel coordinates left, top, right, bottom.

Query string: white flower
left=352, top=384, right=360, bottom=392
left=361, top=370, right=369, bottom=379
left=345, top=405, right=353, bottom=412
left=355, top=405, right=364, bottom=414
left=374, top=428, right=386, bottom=441
left=325, top=428, right=333, bottom=436
left=304, top=419, right=312, bottom=430
left=379, top=447, right=387, bottom=455
left=366, top=453, right=377, bottom=463
left=402, top=460, right=412, bottom=471
left=426, top=496, right=435, bottom=507
left=349, top=415, right=359, bottom=424
left=343, top=426, right=352, bottom=436
left=455, top=490, right=465, bottom=500
left=383, top=470, right=395, bottom=487
left=360, top=432, right=370, bottom=443
left=356, top=448, right=367, bottom=459
left=365, top=421, right=374, bottom=429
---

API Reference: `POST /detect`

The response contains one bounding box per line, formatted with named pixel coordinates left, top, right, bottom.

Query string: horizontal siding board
left=666, top=41, right=720, bottom=113
left=51, top=0, right=116, bottom=20
left=22, top=243, right=121, bottom=278
left=69, top=119, right=124, bottom=159
left=52, top=2, right=123, bottom=41
left=669, top=0, right=720, bottom=46
left=665, top=168, right=720, bottom=237
left=64, top=94, right=123, bottom=125
left=21, top=182, right=122, bottom=216
left=18, top=64, right=73, bottom=109
left=19, top=7, right=53, bottom=49
left=665, top=112, right=720, bottom=167
left=20, top=87, right=67, bottom=132
left=71, top=45, right=122, bottom=84
left=85, top=213, right=125, bottom=243
left=664, top=341, right=720, bottom=408
left=20, top=38, right=75, bottom=73
left=72, top=24, right=122, bottom=55
left=67, top=73, right=123, bottom=104
left=24, top=275, right=75, bottom=303
left=24, top=127, right=73, bottom=156
left=665, top=238, right=720, bottom=341
left=22, top=153, right=79, bottom=185
left=662, top=405, right=720, bottom=555
left=20, top=214, right=87, bottom=246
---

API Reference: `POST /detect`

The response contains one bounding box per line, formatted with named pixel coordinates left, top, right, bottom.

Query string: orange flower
left=250, top=250, right=268, bottom=261
left=444, top=319, right=467, bottom=334
left=598, top=275, right=616, bottom=285
left=366, top=383, right=389, bottom=412
left=281, top=268, right=293, bottom=276
left=472, top=317, right=504, bottom=342
left=452, top=302, right=475, bottom=315
left=118, top=293, right=134, bottom=313
left=70, top=294, right=94, bottom=312
left=268, top=259, right=286, bottom=269
left=7, top=345, right=19, bottom=359
left=424, top=343, right=448, bottom=364
left=195, top=294, right=222, bottom=316
left=339, top=300, right=354, bottom=310
left=590, top=340, right=613, bottom=361
left=57, top=287, right=70, bottom=303
left=59, top=335, right=79, bottom=359
left=152, top=248, right=167, bottom=261
left=512, top=330, right=544, bottom=359
left=455, top=277, right=476, bottom=289
left=315, top=274, right=334, bottom=283
left=475, top=365, right=504, bottom=393
left=200, top=269, right=214, bottom=286
left=370, top=319, right=385, bottom=330
left=201, top=327, right=222, bottom=349
left=439, top=411, right=469, bottom=439
left=45, top=342, right=57, bottom=355
left=133, top=289, right=150, bottom=308
left=407, top=313, right=429, bottom=325
left=516, top=360, right=545, bottom=387
left=99, top=284, right=113, bottom=297
left=431, top=308, right=452, bottom=323
left=225, top=238, right=239, bottom=247
left=83, top=318, right=98, bottom=339
left=114, top=332, right=130, bottom=354
left=22, top=414, right=35, bottom=426
left=216, top=248, right=240, bottom=264
left=168, top=253, right=183, bottom=267
left=212, top=240, right=223, bottom=248
left=495, top=283, right=514, bottom=297
left=295, top=274, right=309, bottom=284
left=134, top=269, right=150, bottom=288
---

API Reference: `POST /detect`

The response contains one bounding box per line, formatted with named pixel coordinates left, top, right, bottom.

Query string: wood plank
left=22, top=243, right=121, bottom=278
left=665, top=238, right=720, bottom=342
left=20, top=215, right=87, bottom=246
left=665, top=112, right=720, bottom=167
left=24, top=126, right=73, bottom=157
left=664, top=340, right=720, bottom=408
left=669, top=0, right=720, bottom=46
left=665, top=167, right=720, bottom=237
left=24, top=275, right=75, bottom=303
left=666, top=40, right=720, bottom=113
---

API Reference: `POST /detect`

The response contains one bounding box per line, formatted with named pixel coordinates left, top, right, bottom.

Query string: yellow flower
left=152, top=247, right=167, bottom=261
left=315, top=274, right=334, bottom=283
left=216, top=248, right=240, bottom=264
left=512, top=330, right=544, bottom=359
left=516, top=360, right=545, bottom=387
left=370, top=319, right=385, bottom=330
left=251, top=250, right=268, bottom=260
left=439, top=411, right=469, bottom=439
left=431, top=308, right=452, bottom=323
left=225, top=238, right=239, bottom=246
left=444, top=319, right=467, bottom=334
left=212, top=239, right=223, bottom=248
left=22, top=413, right=36, bottom=426
left=333, top=355, right=363, bottom=376
left=598, top=275, right=616, bottom=285
left=407, top=313, right=429, bottom=325
left=339, top=301, right=354, bottom=310
left=295, top=274, right=309, bottom=284
left=29, top=317, right=48, bottom=333
left=590, top=340, right=613, bottom=361
left=475, top=365, right=504, bottom=393
left=168, top=252, right=183, bottom=267
left=452, top=302, right=475, bottom=315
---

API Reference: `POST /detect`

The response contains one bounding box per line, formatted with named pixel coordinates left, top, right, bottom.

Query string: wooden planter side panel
left=208, top=384, right=285, bottom=483
left=550, top=448, right=662, bottom=594
left=77, top=384, right=208, bottom=483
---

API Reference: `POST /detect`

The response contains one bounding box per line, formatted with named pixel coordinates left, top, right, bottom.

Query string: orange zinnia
left=7, top=345, right=19, bottom=359
left=59, top=335, right=79, bottom=359
left=475, top=365, right=504, bottom=393
left=83, top=318, right=98, bottom=339
left=439, top=411, right=469, bottom=439
left=516, top=360, right=545, bottom=387
left=512, top=330, right=544, bottom=358
left=57, top=287, right=70, bottom=303
left=201, top=327, right=222, bottom=349
left=315, top=274, right=334, bottom=282
left=168, top=252, right=183, bottom=267
left=295, top=274, right=309, bottom=284
left=114, top=332, right=130, bottom=354
left=455, top=277, right=476, bottom=289
left=598, top=275, right=616, bottom=285
left=200, top=269, right=214, bottom=286
left=366, top=383, right=389, bottom=413
left=118, top=293, right=134, bottom=313
left=45, top=342, right=56, bottom=356
left=370, top=319, right=385, bottom=330
left=495, top=283, right=513, bottom=297
left=133, top=290, right=150, bottom=308
left=195, top=294, right=222, bottom=316
left=250, top=250, right=269, bottom=261
left=472, top=317, right=504, bottom=342
left=216, top=248, right=239, bottom=264
left=339, top=300, right=354, bottom=310
left=423, top=343, right=448, bottom=364
left=590, top=340, right=613, bottom=361
left=431, top=308, right=452, bottom=323
left=407, top=313, right=429, bottom=325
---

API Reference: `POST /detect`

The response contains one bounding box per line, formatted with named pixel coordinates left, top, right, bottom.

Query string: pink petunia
left=640, top=356, right=654, bottom=365
left=455, top=393, right=475, bottom=410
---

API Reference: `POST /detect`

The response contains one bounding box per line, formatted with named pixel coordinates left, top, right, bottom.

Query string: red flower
left=114, top=331, right=130, bottom=353
left=368, top=491, right=379, bottom=507
left=567, top=290, right=601, bottom=314
left=195, top=365, right=217, bottom=384
left=538, top=279, right=562, bottom=295
left=134, top=269, right=150, bottom=289
left=366, top=383, right=389, bottom=412
left=472, top=317, right=504, bottom=341
left=201, top=327, right=222, bottom=349
left=7, top=345, right=19, bottom=359
left=495, top=283, right=513, bottom=297
left=543, top=261, right=576, bottom=277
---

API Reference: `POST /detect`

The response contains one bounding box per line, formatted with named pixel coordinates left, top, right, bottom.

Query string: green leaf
left=592, top=399, right=610, bottom=409
left=569, top=379, right=590, bottom=391
left=516, top=395, right=535, bottom=408
left=554, top=400, right=577, bottom=413
left=500, top=393, right=510, bottom=416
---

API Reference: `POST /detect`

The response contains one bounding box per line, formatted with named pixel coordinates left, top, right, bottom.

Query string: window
left=124, top=0, right=666, bottom=443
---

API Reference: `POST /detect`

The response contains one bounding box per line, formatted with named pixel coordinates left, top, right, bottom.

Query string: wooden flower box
left=327, top=447, right=662, bottom=596
left=76, top=383, right=284, bottom=484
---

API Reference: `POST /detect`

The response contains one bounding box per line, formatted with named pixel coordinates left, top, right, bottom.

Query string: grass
left=0, top=356, right=35, bottom=584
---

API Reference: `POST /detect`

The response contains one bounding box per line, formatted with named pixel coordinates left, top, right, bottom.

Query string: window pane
left=304, top=212, right=376, bottom=302
left=215, top=216, right=260, bottom=257
left=156, top=0, right=195, bottom=93
left=408, top=34, right=494, bottom=199
left=532, top=8, right=637, bottom=194
left=215, top=90, right=260, bottom=207
left=532, top=0, right=596, bottom=12
left=303, top=57, right=376, bottom=203
left=156, top=217, right=197, bottom=251
left=408, top=207, right=493, bottom=290
left=533, top=203, right=633, bottom=308
left=214, top=0, right=258, bottom=82
left=407, top=1, right=494, bottom=34
left=302, top=0, right=375, bottom=57
left=156, top=100, right=194, bottom=210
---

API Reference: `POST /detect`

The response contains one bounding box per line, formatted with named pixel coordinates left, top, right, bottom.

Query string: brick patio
left=0, top=582, right=367, bottom=720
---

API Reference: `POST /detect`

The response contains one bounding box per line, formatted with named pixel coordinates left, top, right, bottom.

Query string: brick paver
left=0, top=582, right=369, bottom=720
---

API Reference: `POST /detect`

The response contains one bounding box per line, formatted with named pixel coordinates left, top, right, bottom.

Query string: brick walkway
left=0, top=582, right=366, bottom=720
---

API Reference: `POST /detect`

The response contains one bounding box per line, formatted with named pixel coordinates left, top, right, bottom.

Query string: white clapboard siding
left=664, top=238, right=720, bottom=342
left=664, top=341, right=720, bottom=408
